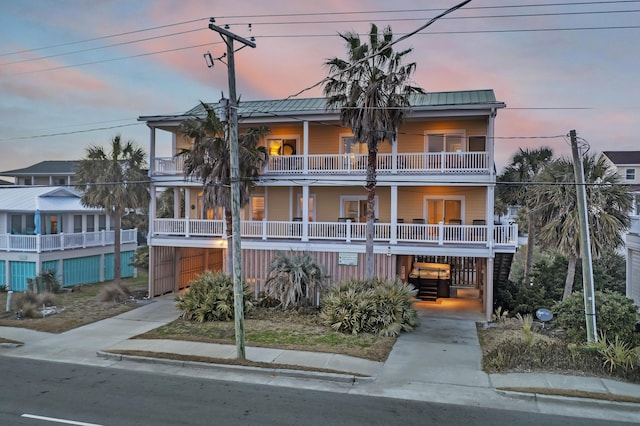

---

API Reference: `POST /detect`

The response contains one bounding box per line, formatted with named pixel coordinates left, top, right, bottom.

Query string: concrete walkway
left=1, top=295, right=639, bottom=423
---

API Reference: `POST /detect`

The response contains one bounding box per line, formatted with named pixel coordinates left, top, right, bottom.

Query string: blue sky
left=1, top=0, right=639, bottom=177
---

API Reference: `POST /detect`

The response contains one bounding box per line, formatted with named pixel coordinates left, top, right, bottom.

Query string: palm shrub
left=27, top=270, right=62, bottom=294
left=264, top=252, right=327, bottom=309
left=320, top=278, right=419, bottom=336
left=176, top=271, right=253, bottom=322
left=553, top=290, right=639, bottom=345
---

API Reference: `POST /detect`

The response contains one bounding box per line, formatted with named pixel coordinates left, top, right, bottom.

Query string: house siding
left=10, top=261, right=36, bottom=291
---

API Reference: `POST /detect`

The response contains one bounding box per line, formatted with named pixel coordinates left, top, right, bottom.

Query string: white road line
left=21, top=413, right=103, bottom=426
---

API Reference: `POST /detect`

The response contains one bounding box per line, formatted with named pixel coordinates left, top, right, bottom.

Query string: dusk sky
left=1, top=0, right=639, bottom=178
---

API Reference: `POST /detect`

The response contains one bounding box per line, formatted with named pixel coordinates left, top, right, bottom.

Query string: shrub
left=130, top=246, right=149, bottom=270
left=14, top=291, right=56, bottom=318
left=264, top=252, right=327, bottom=309
left=27, top=270, right=62, bottom=294
left=598, top=335, right=637, bottom=373
left=176, top=271, right=253, bottom=322
left=491, top=306, right=509, bottom=323
left=553, top=291, right=639, bottom=345
left=320, top=277, right=419, bottom=337
left=98, top=283, right=131, bottom=303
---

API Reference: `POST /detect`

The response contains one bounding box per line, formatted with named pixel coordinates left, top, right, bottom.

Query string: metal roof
left=0, top=186, right=100, bottom=212
left=603, top=151, right=640, bottom=165
left=0, top=160, right=78, bottom=176
left=180, top=89, right=503, bottom=118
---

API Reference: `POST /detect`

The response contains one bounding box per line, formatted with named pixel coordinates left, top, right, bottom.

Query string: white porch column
left=302, top=185, right=309, bottom=241
left=173, top=188, right=181, bottom=219
left=303, top=120, right=309, bottom=173
left=487, top=108, right=496, bottom=177
left=148, top=125, right=156, bottom=175
left=390, top=185, right=398, bottom=244
left=485, top=257, right=494, bottom=321
left=391, top=133, right=398, bottom=174
left=149, top=188, right=157, bottom=239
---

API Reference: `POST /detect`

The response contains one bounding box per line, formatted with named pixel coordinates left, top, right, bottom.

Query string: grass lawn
left=0, top=273, right=149, bottom=334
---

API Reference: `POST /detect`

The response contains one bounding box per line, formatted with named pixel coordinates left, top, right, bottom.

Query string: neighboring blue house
left=0, top=186, right=138, bottom=291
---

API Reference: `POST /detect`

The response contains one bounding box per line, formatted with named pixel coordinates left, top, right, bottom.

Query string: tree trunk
left=225, top=209, right=233, bottom=274
left=113, top=208, right=122, bottom=287
left=563, top=254, right=578, bottom=300
left=365, top=149, right=377, bottom=279
left=523, top=213, right=535, bottom=285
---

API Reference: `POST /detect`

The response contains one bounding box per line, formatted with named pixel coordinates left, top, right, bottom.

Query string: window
left=250, top=196, right=265, bottom=220
left=468, top=136, right=486, bottom=152
left=74, top=215, right=83, bottom=233
left=341, top=135, right=367, bottom=154
left=98, top=214, right=106, bottom=231
left=297, top=195, right=316, bottom=221
left=340, top=195, right=378, bottom=222
left=266, top=137, right=297, bottom=156
left=626, top=168, right=636, bottom=180
left=425, top=197, right=464, bottom=224
left=56, top=177, right=66, bottom=185
left=426, top=132, right=465, bottom=152
left=87, top=215, right=95, bottom=232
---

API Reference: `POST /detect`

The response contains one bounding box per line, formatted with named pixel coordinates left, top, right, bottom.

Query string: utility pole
left=569, top=129, right=597, bottom=343
left=208, top=19, right=256, bottom=360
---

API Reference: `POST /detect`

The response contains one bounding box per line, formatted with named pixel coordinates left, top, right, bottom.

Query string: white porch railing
left=152, top=151, right=489, bottom=176
left=0, top=229, right=138, bottom=253
left=151, top=219, right=517, bottom=247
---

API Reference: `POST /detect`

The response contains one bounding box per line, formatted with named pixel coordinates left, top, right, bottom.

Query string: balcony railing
left=152, top=219, right=517, bottom=247
left=152, top=151, right=489, bottom=176
left=0, top=229, right=138, bottom=253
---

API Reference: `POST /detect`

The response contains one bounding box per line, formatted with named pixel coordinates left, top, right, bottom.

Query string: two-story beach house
left=0, top=185, right=138, bottom=292
left=602, top=151, right=640, bottom=307
left=139, top=90, right=518, bottom=320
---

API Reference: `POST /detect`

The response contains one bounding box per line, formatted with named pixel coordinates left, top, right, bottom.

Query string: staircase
left=493, top=253, right=514, bottom=287
left=417, top=281, right=438, bottom=301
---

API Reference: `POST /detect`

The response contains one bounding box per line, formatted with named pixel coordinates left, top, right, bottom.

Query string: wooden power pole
left=208, top=19, right=256, bottom=360
left=569, top=129, right=597, bottom=343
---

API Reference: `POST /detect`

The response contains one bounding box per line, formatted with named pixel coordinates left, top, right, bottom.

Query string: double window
left=425, top=197, right=464, bottom=224
left=266, top=137, right=297, bottom=156
left=626, top=168, right=636, bottom=181
left=426, top=131, right=465, bottom=152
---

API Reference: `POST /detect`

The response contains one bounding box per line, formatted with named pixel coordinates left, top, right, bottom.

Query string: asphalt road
left=0, top=357, right=632, bottom=426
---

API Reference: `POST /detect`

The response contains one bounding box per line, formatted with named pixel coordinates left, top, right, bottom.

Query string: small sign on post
left=338, top=252, right=358, bottom=266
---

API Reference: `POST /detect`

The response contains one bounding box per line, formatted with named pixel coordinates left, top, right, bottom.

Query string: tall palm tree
left=323, top=24, right=424, bottom=278
left=534, top=154, right=632, bottom=299
left=179, top=101, right=269, bottom=272
left=75, top=135, right=150, bottom=286
left=497, top=147, right=553, bottom=284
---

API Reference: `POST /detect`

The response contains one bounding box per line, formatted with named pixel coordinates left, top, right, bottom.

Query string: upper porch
left=152, top=150, right=490, bottom=179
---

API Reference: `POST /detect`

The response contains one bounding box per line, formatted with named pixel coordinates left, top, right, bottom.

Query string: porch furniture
left=412, top=218, right=425, bottom=224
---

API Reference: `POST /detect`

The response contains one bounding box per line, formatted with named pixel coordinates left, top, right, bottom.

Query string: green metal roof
left=0, top=160, right=78, bottom=176
left=183, top=89, right=502, bottom=118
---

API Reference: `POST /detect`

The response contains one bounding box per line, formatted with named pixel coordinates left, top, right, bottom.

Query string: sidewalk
left=1, top=295, right=639, bottom=423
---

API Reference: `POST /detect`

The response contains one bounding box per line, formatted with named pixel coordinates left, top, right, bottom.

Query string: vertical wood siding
left=152, top=246, right=177, bottom=296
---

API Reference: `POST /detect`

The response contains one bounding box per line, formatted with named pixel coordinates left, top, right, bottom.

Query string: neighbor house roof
left=603, top=151, right=640, bottom=165
left=139, top=89, right=505, bottom=123
left=0, top=160, right=78, bottom=176
left=0, top=186, right=100, bottom=212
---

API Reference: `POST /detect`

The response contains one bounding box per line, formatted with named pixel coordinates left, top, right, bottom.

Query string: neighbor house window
left=74, top=215, right=83, bottom=233
left=98, top=214, right=106, bottom=231
left=468, top=136, right=486, bottom=152
left=87, top=216, right=95, bottom=232
left=626, top=168, right=636, bottom=180
left=341, top=135, right=367, bottom=154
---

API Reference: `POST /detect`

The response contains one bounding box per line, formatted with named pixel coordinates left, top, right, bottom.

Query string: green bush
left=264, top=252, right=327, bottom=309
left=27, top=270, right=62, bottom=294
left=176, top=271, right=253, bottom=322
left=553, top=291, right=639, bottom=345
left=130, top=246, right=149, bottom=270
left=320, top=277, right=419, bottom=337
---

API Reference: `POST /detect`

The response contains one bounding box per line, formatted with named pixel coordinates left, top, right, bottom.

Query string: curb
left=495, top=389, right=640, bottom=411
left=96, top=351, right=375, bottom=384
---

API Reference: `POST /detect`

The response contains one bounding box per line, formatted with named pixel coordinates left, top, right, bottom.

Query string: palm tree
left=323, top=24, right=424, bottom=278
left=497, top=147, right=553, bottom=284
left=75, top=135, right=150, bottom=286
left=534, top=154, right=632, bottom=299
left=179, top=101, right=269, bottom=272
